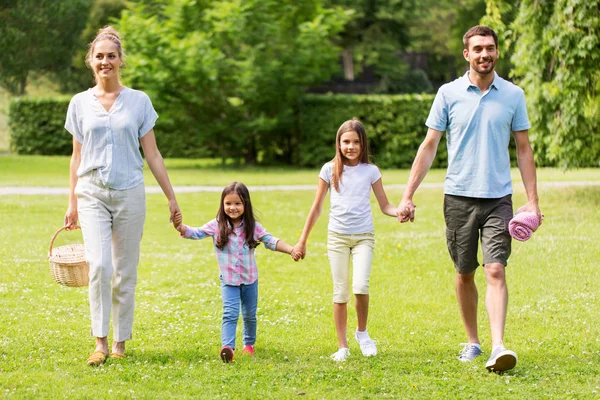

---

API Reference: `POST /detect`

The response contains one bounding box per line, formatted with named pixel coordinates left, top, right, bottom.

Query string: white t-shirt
left=319, top=162, right=382, bottom=234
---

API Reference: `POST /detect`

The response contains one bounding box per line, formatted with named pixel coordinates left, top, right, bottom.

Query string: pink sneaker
left=242, top=345, right=255, bottom=356
left=220, top=346, right=234, bottom=363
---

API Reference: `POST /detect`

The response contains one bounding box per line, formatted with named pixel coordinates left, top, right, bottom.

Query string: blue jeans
left=221, top=280, right=258, bottom=349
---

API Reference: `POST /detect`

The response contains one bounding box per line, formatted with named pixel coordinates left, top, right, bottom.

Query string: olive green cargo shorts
left=443, top=194, right=513, bottom=274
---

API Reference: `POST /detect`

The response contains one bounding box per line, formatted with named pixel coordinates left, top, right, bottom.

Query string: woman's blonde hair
left=85, top=26, right=126, bottom=70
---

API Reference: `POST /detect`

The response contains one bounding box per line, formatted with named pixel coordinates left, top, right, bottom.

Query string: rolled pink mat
left=509, top=211, right=542, bottom=241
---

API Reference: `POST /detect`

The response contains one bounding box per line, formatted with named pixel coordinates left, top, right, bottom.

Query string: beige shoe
left=87, top=351, right=107, bottom=366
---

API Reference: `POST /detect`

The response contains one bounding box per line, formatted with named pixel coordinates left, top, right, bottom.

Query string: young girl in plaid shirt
left=173, top=182, right=298, bottom=362
left=293, top=119, right=398, bottom=362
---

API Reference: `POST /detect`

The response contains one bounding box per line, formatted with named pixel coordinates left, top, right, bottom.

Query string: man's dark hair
left=463, top=25, right=498, bottom=49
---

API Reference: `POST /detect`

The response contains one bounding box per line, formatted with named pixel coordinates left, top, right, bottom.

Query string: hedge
left=9, top=97, right=72, bottom=155
left=10, top=94, right=518, bottom=169
left=296, top=93, right=441, bottom=168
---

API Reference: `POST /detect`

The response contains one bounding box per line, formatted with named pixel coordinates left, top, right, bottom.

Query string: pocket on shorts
left=445, top=228, right=458, bottom=264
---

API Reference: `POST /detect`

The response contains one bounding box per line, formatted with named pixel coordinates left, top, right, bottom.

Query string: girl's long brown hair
left=216, top=182, right=258, bottom=250
left=331, top=119, right=371, bottom=192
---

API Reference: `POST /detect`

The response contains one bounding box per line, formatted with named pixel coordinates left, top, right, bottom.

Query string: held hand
left=290, top=246, right=303, bottom=262
left=173, top=211, right=183, bottom=231
left=397, top=199, right=416, bottom=223
left=168, top=199, right=180, bottom=224
left=292, top=243, right=306, bottom=260
left=290, top=249, right=301, bottom=262
left=64, top=206, right=78, bottom=230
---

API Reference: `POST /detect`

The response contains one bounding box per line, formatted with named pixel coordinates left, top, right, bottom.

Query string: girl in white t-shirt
left=293, top=119, right=398, bottom=362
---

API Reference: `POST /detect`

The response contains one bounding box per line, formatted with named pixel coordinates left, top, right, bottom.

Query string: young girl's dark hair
left=331, top=118, right=371, bottom=192
left=216, top=182, right=257, bottom=250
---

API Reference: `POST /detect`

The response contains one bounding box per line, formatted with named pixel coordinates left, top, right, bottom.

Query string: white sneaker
left=355, top=330, right=377, bottom=356
left=330, top=348, right=350, bottom=362
left=486, top=345, right=517, bottom=372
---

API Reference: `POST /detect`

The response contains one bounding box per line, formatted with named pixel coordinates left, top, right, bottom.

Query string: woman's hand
left=64, top=205, right=78, bottom=230
left=169, top=199, right=180, bottom=224
left=173, top=211, right=186, bottom=234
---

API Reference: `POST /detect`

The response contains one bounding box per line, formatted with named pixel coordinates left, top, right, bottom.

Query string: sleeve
left=64, top=96, right=84, bottom=144
left=139, top=92, right=159, bottom=138
left=254, top=222, right=279, bottom=251
left=181, top=219, right=218, bottom=240
left=425, top=88, right=448, bottom=132
left=370, top=165, right=382, bottom=184
left=511, top=91, right=531, bottom=132
left=318, top=162, right=332, bottom=185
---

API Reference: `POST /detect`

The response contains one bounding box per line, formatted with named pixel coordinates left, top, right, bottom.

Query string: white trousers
left=327, top=231, right=375, bottom=303
left=75, top=171, right=146, bottom=341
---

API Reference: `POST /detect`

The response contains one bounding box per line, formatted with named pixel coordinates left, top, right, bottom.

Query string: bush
left=297, top=93, right=444, bottom=168
left=9, top=93, right=519, bottom=168
left=9, top=97, right=72, bottom=155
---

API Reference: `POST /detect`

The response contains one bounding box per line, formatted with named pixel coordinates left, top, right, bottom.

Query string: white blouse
left=65, top=87, right=158, bottom=190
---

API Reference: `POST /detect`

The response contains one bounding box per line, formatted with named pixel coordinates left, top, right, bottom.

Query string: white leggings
left=327, top=231, right=375, bottom=303
left=76, top=171, right=145, bottom=341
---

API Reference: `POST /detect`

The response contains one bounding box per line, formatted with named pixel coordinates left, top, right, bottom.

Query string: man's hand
left=397, top=199, right=416, bottom=223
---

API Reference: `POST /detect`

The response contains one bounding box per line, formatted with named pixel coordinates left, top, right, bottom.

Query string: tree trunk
left=244, top=138, right=258, bottom=165
left=342, top=48, right=354, bottom=81
left=18, top=72, right=28, bottom=96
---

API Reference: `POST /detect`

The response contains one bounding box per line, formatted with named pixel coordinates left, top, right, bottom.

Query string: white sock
left=356, top=329, right=370, bottom=340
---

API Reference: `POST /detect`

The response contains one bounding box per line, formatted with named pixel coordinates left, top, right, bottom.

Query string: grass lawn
left=1, top=155, right=600, bottom=188
left=0, top=160, right=599, bottom=398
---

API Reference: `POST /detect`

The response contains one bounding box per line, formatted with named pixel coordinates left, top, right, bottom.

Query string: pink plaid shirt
left=181, top=219, right=279, bottom=285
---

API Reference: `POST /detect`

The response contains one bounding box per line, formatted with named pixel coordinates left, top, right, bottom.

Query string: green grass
left=1, top=155, right=600, bottom=187
left=1, top=162, right=599, bottom=398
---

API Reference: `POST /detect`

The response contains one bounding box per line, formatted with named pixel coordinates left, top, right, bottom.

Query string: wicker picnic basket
left=48, top=226, right=89, bottom=287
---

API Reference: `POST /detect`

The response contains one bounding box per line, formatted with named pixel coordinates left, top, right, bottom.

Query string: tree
left=0, top=0, right=91, bottom=95
left=118, top=0, right=349, bottom=163
left=409, top=0, right=487, bottom=87
left=510, top=0, right=600, bottom=167
left=325, top=0, right=428, bottom=93
left=55, top=0, right=127, bottom=93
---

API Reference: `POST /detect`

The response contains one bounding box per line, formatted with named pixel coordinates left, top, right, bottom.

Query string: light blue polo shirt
left=426, top=71, right=530, bottom=198
left=65, top=87, right=158, bottom=190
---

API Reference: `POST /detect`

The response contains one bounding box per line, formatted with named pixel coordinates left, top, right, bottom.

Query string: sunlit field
left=0, top=160, right=598, bottom=398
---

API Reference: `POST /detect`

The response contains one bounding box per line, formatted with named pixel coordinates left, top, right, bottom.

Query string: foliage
left=117, top=0, right=350, bottom=164
left=408, top=0, right=487, bottom=86
left=54, top=0, right=128, bottom=93
left=0, top=0, right=91, bottom=95
left=1, top=171, right=600, bottom=397
left=8, top=93, right=521, bottom=169
left=298, top=93, right=444, bottom=168
left=479, top=0, right=517, bottom=77
left=510, top=0, right=600, bottom=168
left=8, top=97, right=71, bottom=155
left=324, top=0, right=428, bottom=93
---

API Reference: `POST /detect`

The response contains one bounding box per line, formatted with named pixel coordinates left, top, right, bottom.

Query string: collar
left=461, top=71, right=500, bottom=92
left=227, top=219, right=245, bottom=230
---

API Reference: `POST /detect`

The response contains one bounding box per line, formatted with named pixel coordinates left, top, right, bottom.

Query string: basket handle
left=49, top=226, right=81, bottom=257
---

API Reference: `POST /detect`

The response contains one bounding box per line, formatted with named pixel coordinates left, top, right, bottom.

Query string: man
left=398, top=25, right=542, bottom=372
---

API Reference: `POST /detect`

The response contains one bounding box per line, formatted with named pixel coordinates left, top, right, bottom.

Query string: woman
left=64, top=26, right=180, bottom=366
